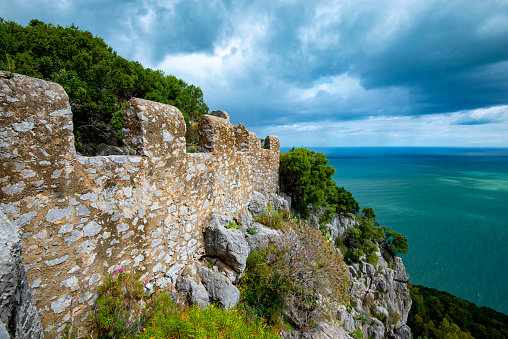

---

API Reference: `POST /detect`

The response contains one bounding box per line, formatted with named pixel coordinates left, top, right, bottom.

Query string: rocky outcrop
left=339, top=254, right=412, bottom=339
left=204, top=215, right=250, bottom=276
left=0, top=211, right=43, bottom=339
left=243, top=222, right=278, bottom=251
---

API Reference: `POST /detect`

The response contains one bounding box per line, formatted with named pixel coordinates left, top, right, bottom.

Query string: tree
left=0, top=18, right=209, bottom=154
left=361, top=207, right=376, bottom=220
left=381, top=226, right=408, bottom=255
left=280, top=147, right=340, bottom=219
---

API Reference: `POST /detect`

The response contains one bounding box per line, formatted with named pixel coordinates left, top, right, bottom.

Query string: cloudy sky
left=2, top=0, right=508, bottom=147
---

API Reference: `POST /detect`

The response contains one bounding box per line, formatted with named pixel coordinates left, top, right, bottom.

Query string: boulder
left=198, top=264, right=240, bottom=310
left=244, top=222, right=278, bottom=251
left=239, top=209, right=253, bottom=227
left=283, top=294, right=309, bottom=328
left=176, top=276, right=210, bottom=309
left=0, top=211, right=44, bottom=339
left=204, top=215, right=250, bottom=275
left=247, top=191, right=267, bottom=217
left=308, top=214, right=319, bottom=229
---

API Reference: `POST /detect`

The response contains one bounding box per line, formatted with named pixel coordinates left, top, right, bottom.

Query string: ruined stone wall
left=0, top=72, right=280, bottom=336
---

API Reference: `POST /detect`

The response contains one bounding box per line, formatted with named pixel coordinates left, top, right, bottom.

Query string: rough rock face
left=198, top=264, right=240, bottom=310
left=243, top=222, right=278, bottom=251
left=339, top=254, right=412, bottom=339
left=247, top=191, right=268, bottom=217
left=176, top=275, right=210, bottom=309
left=0, top=211, right=43, bottom=339
left=204, top=215, right=250, bottom=276
left=176, top=193, right=286, bottom=312
left=306, top=211, right=412, bottom=339
left=326, top=213, right=358, bottom=240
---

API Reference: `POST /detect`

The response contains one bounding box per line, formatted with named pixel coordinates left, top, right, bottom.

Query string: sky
left=2, top=0, right=508, bottom=147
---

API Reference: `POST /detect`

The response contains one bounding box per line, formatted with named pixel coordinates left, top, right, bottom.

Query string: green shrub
left=366, top=252, right=378, bottom=266
left=279, top=147, right=359, bottom=220
left=246, top=225, right=258, bottom=235
left=352, top=328, right=364, bottom=339
left=240, top=219, right=350, bottom=326
left=89, top=269, right=153, bottom=337
left=255, top=209, right=284, bottom=230
left=137, top=298, right=279, bottom=339
left=225, top=219, right=241, bottom=230
left=87, top=270, right=279, bottom=338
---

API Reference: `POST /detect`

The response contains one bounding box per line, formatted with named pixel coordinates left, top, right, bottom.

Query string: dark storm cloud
left=2, top=0, right=508, bottom=145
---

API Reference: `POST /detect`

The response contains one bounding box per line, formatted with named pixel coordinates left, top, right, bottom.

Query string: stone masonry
left=0, top=71, right=280, bottom=336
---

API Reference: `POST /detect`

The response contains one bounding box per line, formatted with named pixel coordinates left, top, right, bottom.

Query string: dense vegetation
left=240, top=210, right=350, bottom=329
left=280, top=147, right=408, bottom=265
left=408, top=284, right=508, bottom=339
left=81, top=269, right=278, bottom=339
left=280, top=147, right=359, bottom=221
left=0, top=18, right=208, bottom=154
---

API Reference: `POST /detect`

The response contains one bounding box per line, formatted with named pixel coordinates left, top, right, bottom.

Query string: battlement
left=0, top=71, right=280, bottom=335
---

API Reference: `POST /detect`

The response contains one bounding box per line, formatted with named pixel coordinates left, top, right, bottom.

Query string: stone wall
left=0, top=72, right=280, bottom=336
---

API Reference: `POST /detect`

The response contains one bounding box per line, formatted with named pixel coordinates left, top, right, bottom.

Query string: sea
left=281, top=147, right=508, bottom=315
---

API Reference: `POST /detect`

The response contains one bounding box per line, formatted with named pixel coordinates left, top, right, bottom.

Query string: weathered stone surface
left=283, top=294, right=309, bottom=328
left=343, top=252, right=413, bottom=339
left=198, top=264, right=240, bottom=310
left=327, top=213, right=358, bottom=241
left=0, top=211, right=43, bottom=339
left=368, top=318, right=385, bottom=339
left=247, top=191, right=268, bottom=217
left=244, top=222, right=278, bottom=251
left=269, top=193, right=290, bottom=211
left=1, top=72, right=281, bottom=335
left=204, top=215, right=250, bottom=275
left=389, top=324, right=412, bottom=339
left=96, top=145, right=123, bottom=156
left=176, top=276, right=210, bottom=309
left=210, top=110, right=230, bottom=122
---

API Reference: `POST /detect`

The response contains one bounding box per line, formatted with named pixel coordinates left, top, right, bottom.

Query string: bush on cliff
left=240, top=217, right=350, bottom=328
left=279, top=147, right=359, bottom=221
left=340, top=207, right=408, bottom=264
left=0, top=18, right=208, bottom=154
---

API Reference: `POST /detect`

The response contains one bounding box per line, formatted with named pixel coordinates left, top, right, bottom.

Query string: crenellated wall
left=0, top=71, right=280, bottom=336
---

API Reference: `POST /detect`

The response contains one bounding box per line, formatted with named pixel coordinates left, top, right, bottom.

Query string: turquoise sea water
left=281, top=147, right=508, bottom=315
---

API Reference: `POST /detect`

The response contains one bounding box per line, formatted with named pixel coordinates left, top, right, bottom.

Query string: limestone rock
left=96, top=145, right=124, bottom=156
left=0, top=211, right=43, bottom=339
left=244, top=222, right=278, bottom=251
left=283, top=294, right=309, bottom=329
left=204, top=215, right=250, bottom=275
left=308, top=214, right=319, bottom=229
left=345, top=252, right=412, bottom=338
left=269, top=193, right=290, bottom=211
left=389, top=325, right=412, bottom=339
left=368, top=318, right=385, bottom=339
left=176, top=276, right=210, bottom=309
left=326, top=214, right=358, bottom=241
left=247, top=191, right=267, bottom=217
left=198, top=264, right=240, bottom=310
